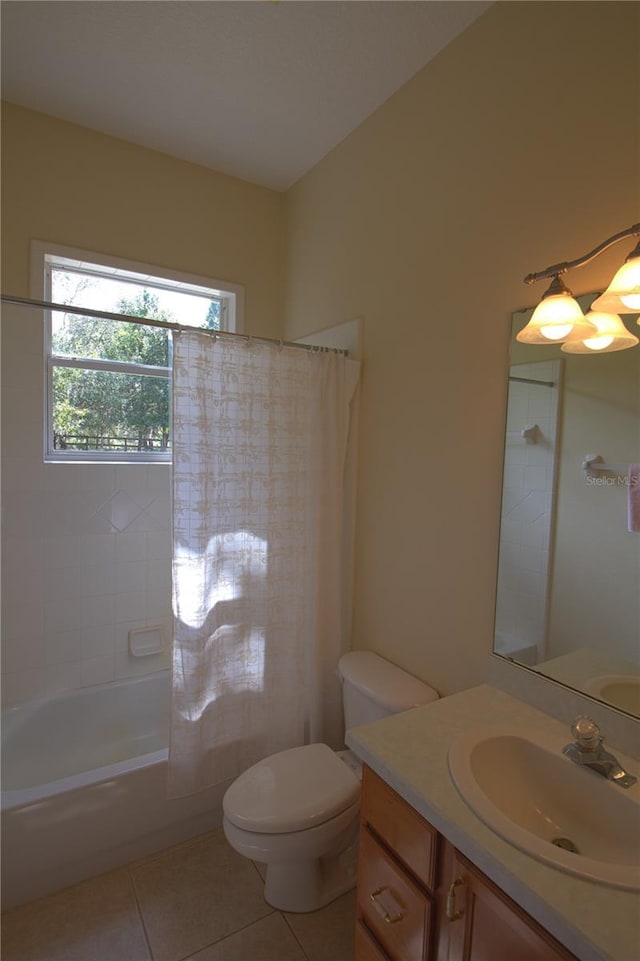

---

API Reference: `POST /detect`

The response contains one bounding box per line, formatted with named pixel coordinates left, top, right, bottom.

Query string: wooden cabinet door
left=444, top=849, right=577, bottom=961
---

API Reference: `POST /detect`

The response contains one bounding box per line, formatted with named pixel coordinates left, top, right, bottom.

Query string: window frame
left=33, top=241, right=244, bottom=464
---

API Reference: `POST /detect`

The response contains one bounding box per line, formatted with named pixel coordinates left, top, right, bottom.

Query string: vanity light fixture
left=519, top=223, right=640, bottom=349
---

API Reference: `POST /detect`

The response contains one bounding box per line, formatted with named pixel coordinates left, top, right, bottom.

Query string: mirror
left=494, top=294, right=640, bottom=717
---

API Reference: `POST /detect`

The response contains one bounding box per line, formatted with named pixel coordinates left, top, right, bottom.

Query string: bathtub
left=1, top=671, right=226, bottom=910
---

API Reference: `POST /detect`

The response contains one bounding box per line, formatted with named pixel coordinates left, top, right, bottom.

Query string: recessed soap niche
left=129, top=626, right=164, bottom=657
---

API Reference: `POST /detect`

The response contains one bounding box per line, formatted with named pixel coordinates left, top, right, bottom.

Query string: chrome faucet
left=563, top=716, right=637, bottom=789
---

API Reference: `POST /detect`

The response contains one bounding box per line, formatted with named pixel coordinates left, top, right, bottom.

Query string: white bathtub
left=1, top=671, right=226, bottom=910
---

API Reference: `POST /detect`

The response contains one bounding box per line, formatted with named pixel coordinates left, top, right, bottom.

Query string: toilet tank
left=337, top=650, right=439, bottom=731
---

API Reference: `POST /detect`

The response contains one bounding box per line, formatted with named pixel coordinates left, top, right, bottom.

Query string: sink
left=448, top=727, right=640, bottom=890
left=584, top=675, right=640, bottom=714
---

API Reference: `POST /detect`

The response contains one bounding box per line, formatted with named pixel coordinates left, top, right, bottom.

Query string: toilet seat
left=223, top=743, right=360, bottom=835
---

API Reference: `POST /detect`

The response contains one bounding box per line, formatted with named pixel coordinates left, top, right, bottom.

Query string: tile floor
left=1, top=828, right=356, bottom=961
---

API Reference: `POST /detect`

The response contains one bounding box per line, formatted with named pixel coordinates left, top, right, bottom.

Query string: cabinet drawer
left=362, top=766, right=437, bottom=890
left=357, top=826, right=431, bottom=961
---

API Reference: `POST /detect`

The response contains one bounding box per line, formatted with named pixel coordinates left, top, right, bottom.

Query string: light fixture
left=561, top=310, right=639, bottom=354
left=520, top=223, right=640, bottom=348
left=516, top=274, right=596, bottom=344
left=591, top=239, right=640, bottom=314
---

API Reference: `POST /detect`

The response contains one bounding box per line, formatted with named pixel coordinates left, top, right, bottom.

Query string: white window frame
left=32, top=241, right=244, bottom=463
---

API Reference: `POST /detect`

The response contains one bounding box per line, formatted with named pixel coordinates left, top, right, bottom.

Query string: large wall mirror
left=494, top=294, right=640, bottom=717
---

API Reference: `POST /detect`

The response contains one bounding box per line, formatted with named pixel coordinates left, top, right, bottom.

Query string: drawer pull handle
left=446, top=877, right=465, bottom=922
left=370, top=886, right=404, bottom=924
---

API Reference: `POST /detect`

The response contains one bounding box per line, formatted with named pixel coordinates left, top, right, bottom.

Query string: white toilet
left=222, top=650, right=439, bottom=912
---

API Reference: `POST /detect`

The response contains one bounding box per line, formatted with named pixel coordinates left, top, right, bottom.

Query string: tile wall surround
left=1, top=303, right=173, bottom=706
left=1, top=463, right=173, bottom=707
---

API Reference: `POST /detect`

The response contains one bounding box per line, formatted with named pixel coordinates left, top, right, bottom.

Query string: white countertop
left=346, top=684, right=640, bottom=961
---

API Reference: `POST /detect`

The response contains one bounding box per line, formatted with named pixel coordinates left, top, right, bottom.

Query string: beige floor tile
left=185, top=913, right=307, bottom=961
left=0, top=869, right=150, bottom=961
left=285, top=889, right=356, bottom=961
left=131, top=827, right=273, bottom=961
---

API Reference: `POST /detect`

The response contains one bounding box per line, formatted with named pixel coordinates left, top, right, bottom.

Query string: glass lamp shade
left=516, top=292, right=596, bottom=345
left=591, top=246, right=640, bottom=314
left=561, top=311, right=639, bottom=353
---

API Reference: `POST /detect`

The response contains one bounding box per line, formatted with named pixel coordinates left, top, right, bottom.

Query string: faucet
left=563, top=716, right=637, bottom=788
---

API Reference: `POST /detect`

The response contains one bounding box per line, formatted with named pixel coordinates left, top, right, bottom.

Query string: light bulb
left=540, top=320, right=573, bottom=341
left=621, top=292, right=640, bottom=310
left=583, top=334, right=615, bottom=351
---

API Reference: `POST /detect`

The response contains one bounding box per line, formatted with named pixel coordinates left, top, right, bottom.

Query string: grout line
left=169, top=913, right=290, bottom=961
left=281, top=912, right=312, bottom=961
left=249, top=858, right=266, bottom=882
left=127, top=865, right=156, bottom=961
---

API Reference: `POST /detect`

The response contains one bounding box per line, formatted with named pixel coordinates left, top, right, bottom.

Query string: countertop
left=346, top=684, right=640, bottom=961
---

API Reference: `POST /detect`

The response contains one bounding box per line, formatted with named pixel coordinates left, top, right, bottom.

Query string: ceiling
left=1, top=1, right=490, bottom=192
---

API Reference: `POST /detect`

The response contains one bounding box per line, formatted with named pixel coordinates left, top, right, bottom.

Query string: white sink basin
left=448, top=727, right=640, bottom=890
left=584, top=675, right=640, bottom=714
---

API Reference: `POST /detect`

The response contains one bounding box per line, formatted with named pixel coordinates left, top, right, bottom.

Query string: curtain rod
left=0, top=294, right=347, bottom=355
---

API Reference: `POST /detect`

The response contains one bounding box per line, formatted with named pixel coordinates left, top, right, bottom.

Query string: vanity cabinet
left=356, top=766, right=578, bottom=961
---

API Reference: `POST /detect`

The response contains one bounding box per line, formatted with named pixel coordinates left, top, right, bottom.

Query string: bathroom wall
left=1, top=105, right=286, bottom=705
left=1, top=103, right=285, bottom=330
left=283, top=1, right=640, bottom=697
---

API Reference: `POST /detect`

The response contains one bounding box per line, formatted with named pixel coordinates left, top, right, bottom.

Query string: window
left=35, top=243, right=243, bottom=462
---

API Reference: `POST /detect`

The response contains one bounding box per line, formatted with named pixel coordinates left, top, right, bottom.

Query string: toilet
left=222, top=650, right=439, bottom=912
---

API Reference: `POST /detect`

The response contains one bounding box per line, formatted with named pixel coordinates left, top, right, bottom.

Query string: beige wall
left=1, top=102, right=285, bottom=338
left=284, top=2, right=640, bottom=695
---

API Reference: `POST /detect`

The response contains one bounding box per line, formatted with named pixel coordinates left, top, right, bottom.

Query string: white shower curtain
left=168, top=331, right=360, bottom=797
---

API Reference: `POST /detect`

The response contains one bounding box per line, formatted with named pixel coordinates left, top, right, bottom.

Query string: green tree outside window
left=52, top=290, right=174, bottom=451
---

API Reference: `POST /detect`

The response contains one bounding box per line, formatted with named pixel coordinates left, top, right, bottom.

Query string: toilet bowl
left=223, top=742, right=361, bottom=912
left=222, top=651, right=439, bottom=912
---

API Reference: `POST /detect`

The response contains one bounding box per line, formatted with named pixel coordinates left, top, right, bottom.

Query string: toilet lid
left=223, top=743, right=360, bottom=834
